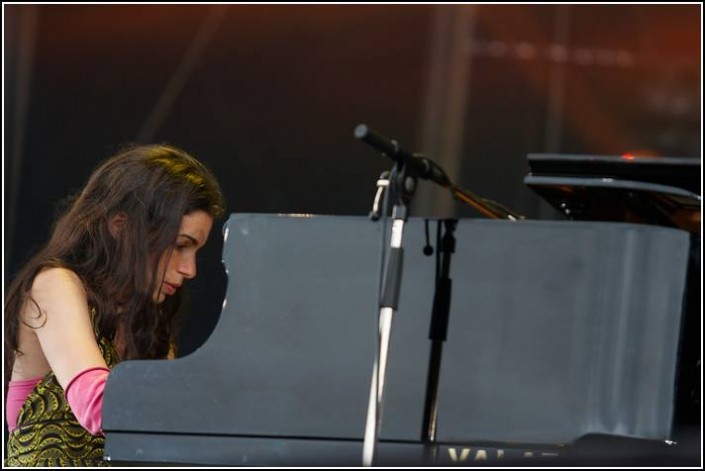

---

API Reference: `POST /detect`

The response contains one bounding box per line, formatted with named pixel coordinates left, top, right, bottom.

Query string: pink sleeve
left=6, top=377, right=43, bottom=432
left=64, top=366, right=110, bottom=436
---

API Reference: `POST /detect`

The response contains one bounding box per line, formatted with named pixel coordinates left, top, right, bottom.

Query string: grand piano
left=102, top=154, right=700, bottom=466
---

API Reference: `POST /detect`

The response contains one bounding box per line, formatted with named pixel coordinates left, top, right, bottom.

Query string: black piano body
left=525, top=153, right=701, bottom=437
left=102, top=206, right=698, bottom=465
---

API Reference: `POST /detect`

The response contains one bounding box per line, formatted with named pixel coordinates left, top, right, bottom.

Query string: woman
left=4, top=144, right=226, bottom=466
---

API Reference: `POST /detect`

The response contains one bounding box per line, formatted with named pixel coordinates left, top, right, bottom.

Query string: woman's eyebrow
left=178, top=234, right=199, bottom=246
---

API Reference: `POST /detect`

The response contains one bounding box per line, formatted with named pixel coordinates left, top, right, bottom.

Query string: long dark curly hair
left=5, top=144, right=226, bottom=375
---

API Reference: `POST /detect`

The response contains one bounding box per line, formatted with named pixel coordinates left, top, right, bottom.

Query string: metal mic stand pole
left=362, top=162, right=417, bottom=467
left=421, top=219, right=457, bottom=463
left=450, top=184, right=523, bottom=221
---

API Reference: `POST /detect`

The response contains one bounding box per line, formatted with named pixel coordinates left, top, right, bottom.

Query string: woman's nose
left=179, top=257, right=197, bottom=279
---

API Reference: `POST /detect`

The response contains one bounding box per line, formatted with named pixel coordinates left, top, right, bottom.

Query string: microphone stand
left=362, top=161, right=418, bottom=467
left=356, top=123, right=522, bottom=466
left=450, top=184, right=522, bottom=221
left=355, top=123, right=523, bottom=222
left=421, top=218, right=456, bottom=462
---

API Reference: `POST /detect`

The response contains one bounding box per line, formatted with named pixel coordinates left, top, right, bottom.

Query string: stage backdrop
left=4, top=4, right=700, bottom=355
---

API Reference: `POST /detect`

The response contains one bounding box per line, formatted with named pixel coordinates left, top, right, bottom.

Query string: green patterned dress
left=5, top=334, right=120, bottom=467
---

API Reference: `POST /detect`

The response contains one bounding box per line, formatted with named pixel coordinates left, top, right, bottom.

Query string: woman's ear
left=108, top=212, right=128, bottom=237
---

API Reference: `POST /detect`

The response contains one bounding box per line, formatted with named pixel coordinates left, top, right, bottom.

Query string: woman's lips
left=163, top=282, right=179, bottom=295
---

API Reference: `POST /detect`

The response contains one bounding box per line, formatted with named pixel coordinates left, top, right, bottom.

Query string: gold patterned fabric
left=5, top=334, right=120, bottom=467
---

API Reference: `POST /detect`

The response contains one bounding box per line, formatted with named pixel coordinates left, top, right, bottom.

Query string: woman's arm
left=26, top=267, right=110, bottom=434
left=26, top=267, right=108, bottom=385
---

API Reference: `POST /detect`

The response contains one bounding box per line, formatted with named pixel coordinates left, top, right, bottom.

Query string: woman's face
left=154, top=210, right=214, bottom=303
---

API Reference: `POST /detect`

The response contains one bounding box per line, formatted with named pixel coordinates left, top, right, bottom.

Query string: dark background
left=4, top=4, right=701, bottom=355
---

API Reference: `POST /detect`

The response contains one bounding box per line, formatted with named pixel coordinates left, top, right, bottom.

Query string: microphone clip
left=369, top=171, right=390, bottom=221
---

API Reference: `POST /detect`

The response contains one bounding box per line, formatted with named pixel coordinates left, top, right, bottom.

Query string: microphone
left=354, top=124, right=451, bottom=188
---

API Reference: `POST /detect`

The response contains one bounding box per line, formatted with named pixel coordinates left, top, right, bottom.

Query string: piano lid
left=525, top=153, right=701, bottom=233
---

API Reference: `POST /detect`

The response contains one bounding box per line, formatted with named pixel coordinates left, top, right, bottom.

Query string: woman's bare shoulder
left=21, top=267, right=89, bottom=325
left=32, top=266, right=85, bottom=292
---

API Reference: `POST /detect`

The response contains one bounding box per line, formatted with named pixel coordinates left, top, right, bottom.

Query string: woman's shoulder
left=29, top=266, right=88, bottom=308
left=32, top=266, right=85, bottom=290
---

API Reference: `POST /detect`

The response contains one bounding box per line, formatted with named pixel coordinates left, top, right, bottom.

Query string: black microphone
left=355, top=124, right=451, bottom=188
